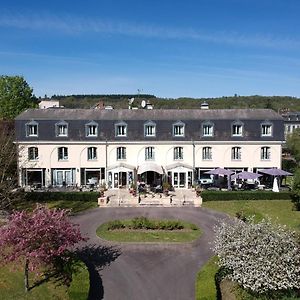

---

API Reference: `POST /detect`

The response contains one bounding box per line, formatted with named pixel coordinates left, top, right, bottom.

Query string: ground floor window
left=22, top=168, right=45, bottom=187
left=108, top=170, right=133, bottom=188
left=80, top=168, right=105, bottom=186
left=51, top=168, right=76, bottom=186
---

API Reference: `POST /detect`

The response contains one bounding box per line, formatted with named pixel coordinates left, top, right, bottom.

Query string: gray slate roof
left=16, top=108, right=283, bottom=121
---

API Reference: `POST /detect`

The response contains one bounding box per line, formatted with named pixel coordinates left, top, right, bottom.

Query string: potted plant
left=162, top=181, right=171, bottom=196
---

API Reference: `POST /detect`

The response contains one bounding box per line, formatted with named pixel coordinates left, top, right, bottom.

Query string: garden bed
left=97, top=217, right=201, bottom=243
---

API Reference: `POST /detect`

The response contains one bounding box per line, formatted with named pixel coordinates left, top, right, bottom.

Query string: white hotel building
left=15, top=108, right=284, bottom=189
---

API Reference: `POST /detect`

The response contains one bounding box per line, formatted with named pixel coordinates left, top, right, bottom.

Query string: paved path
left=73, top=207, right=228, bottom=300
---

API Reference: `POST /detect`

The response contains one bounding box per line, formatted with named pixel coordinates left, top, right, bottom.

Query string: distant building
left=281, top=111, right=300, bottom=137
left=15, top=108, right=284, bottom=189
left=38, top=99, right=60, bottom=109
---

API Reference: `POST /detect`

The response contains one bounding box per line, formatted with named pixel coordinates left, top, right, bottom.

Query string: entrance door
left=119, top=172, right=127, bottom=187
left=179, top=172, right=186, bottom=188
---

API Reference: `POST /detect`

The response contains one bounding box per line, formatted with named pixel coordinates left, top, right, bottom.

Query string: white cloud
left=0, top=12, right=299, bottom=49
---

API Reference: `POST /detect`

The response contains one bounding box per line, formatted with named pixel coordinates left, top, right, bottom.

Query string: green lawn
left=196, top=256, right=219, bottom=300
left=0, top=261, right=89, bottom=300
left=202, top=200, right=300, bottom=232
left=97, top=219, right=202, bottom=243
left=13, top=199, right=98, bottom=214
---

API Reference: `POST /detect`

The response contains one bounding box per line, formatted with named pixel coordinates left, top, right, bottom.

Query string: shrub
left=291, top=169, right=300, bottom=210
left=213, top=218, right=300, bottom=297
left=201, top=190, right=292, bottom=201
left=25, top=192, right=100, bottom=202
left=106, top=220, right=125, bottom=230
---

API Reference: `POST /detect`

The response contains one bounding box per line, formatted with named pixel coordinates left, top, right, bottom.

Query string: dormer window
left=144, top=121, right=156, bottom=137
left=86, top=121, right=98, bottom=137
left=202, top=122, right=214, bottom=137
left=26, top=121, right=38, bottom=137
left=55, top=121, right=68, bottom=137
left=261, top=122, right=273, bottom=137
left=232, top=121, right=243, bottom=137
left=115, top=122, right=127, bottom=137
left=173, top=121, right=185, bottom=137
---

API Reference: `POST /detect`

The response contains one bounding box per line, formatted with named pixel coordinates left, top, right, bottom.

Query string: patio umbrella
left=231, top=171, right=262, bottom=180
left=259, top=168, right=292, bottom=176
left=204, top=168, right=233, bottom=190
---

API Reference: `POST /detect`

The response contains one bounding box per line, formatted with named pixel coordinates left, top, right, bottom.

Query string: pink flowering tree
left=0, top=205, right=86, bottom=292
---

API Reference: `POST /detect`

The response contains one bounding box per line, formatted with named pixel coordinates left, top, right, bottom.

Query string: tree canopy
left=0, top=75, right=37, bottom=119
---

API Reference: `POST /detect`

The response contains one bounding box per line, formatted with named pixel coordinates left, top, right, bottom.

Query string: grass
left=0, top=261, right=89, bottom=300
left=13, top=199, right=98, bottom=214
left=195, top=256, right=219, bottom=300
left=96, top=219, right=202, bottom=243
left=202, top=200, right=300, bottom=232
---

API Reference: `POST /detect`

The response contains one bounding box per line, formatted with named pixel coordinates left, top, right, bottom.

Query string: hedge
left=25, top=191, right=100, bottom=202
left=201, top=191, right=292, bottom=201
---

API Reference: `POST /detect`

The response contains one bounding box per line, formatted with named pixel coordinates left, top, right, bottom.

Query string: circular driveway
left=73, top=207, right=228, bottom=300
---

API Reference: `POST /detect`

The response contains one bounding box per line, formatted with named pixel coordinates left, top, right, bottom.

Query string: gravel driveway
left=73, top=207, right=227, bottom=300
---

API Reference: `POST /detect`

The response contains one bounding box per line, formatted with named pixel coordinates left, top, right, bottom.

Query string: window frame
left=174, top=146, right=183, bottom=160
left=144, top=121, right=156, bottom=137
left=28, top=147, right=39, bottom=161
left=231, top=121, right=244, bottom=137
left=173, top=121, right=185, bottom=137
left=202, top=122, right=214, bottom=137
left=85, top=121, right=98, bottom=137
left=58, top=147, right=68, bottom=161
left=116, top=146, right=126, bottom=160
left=231, top=146, right=242, bottom=160
left=261, top=122, right=273, bottom=137
left=202, top=147, right=212, bottom=160
left=145, top=146, right=155, bottom=160
left=87, top=147, right=97, bottom=160
left=261, top=146, right=271, bottom=160
left=115, top=122, right=127, bottom=137
left=55, top=121, right=68, bottom=137
left=25, top=121, right=39, bottom=137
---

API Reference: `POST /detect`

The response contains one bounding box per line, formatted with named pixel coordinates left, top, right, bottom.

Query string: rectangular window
left=145, top=147, right=155, bottom=160
left=173, top=125, right=184, bottom=137
left=116, top=147, right=126, bottom=160
left=231, top=147, right=241, bottom=160
left=28, top=147, right=38, bottom=160
left=145, top=125, right=156, bottom=137
left=261, top=147, right=271, bottom=160
left=116, top=125, right=127, bottom=137
left=87, top=147, right=97, bottom=160
left=87, top=125, right=98, bottom=137
left=232, top=125, right=243, bottom=136
left=26, top=124, right=38, bottom=137
left=57, top=124, right=68, bottom=137
left=203, top=124, right=213, bottom=137
left=261, top=124, right=272, bottom=136
left=202, top=147, right=212, bottom=160
left=58, top=147, right=68, bottom=160
left=174, top=147, right=183, bottom=160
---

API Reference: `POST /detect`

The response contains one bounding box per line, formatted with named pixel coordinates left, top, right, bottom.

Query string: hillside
left=51, top=95, right=300, bottom=112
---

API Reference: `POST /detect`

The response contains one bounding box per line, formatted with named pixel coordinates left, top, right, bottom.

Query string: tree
left=0, top=205, right=86, bottom=292
left=0, top=121, right=23, bottom=211
left=0, top=75, right=37, bottom=119
left=286, top=128, right=300, bottom=165
left=291, top=168, right=300, bottom=210
left=213, top=218, right=300, bottom=298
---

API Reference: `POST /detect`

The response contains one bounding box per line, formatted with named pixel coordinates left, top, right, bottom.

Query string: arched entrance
left=137, top=163, right=164, bottom=187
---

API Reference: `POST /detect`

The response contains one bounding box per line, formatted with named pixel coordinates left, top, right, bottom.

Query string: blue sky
left=1, top=0, right=300, bottom=98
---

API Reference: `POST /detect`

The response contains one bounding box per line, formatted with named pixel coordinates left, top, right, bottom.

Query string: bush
left=213, top=218, right=300, bottom=297
left=25, top=192, right=100, bottom=202
left=201, top=190, right=292, bottom=201
left=106, top=220, right=125, bottom=230
left=291, top=169, right=300, bottom=210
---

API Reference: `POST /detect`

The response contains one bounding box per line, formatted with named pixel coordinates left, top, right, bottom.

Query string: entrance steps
left=98, top=189, right=202, bottom=207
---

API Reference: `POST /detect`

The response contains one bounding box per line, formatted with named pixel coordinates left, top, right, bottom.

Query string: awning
left=107, top=163, right=135, bottom=172
left=137, top=163, right=164, bottom=175
left=165, top=163, right=193, bottom=171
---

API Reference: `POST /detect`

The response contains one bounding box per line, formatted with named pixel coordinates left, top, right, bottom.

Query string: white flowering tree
left=213, top=218, right=300, bottom=297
